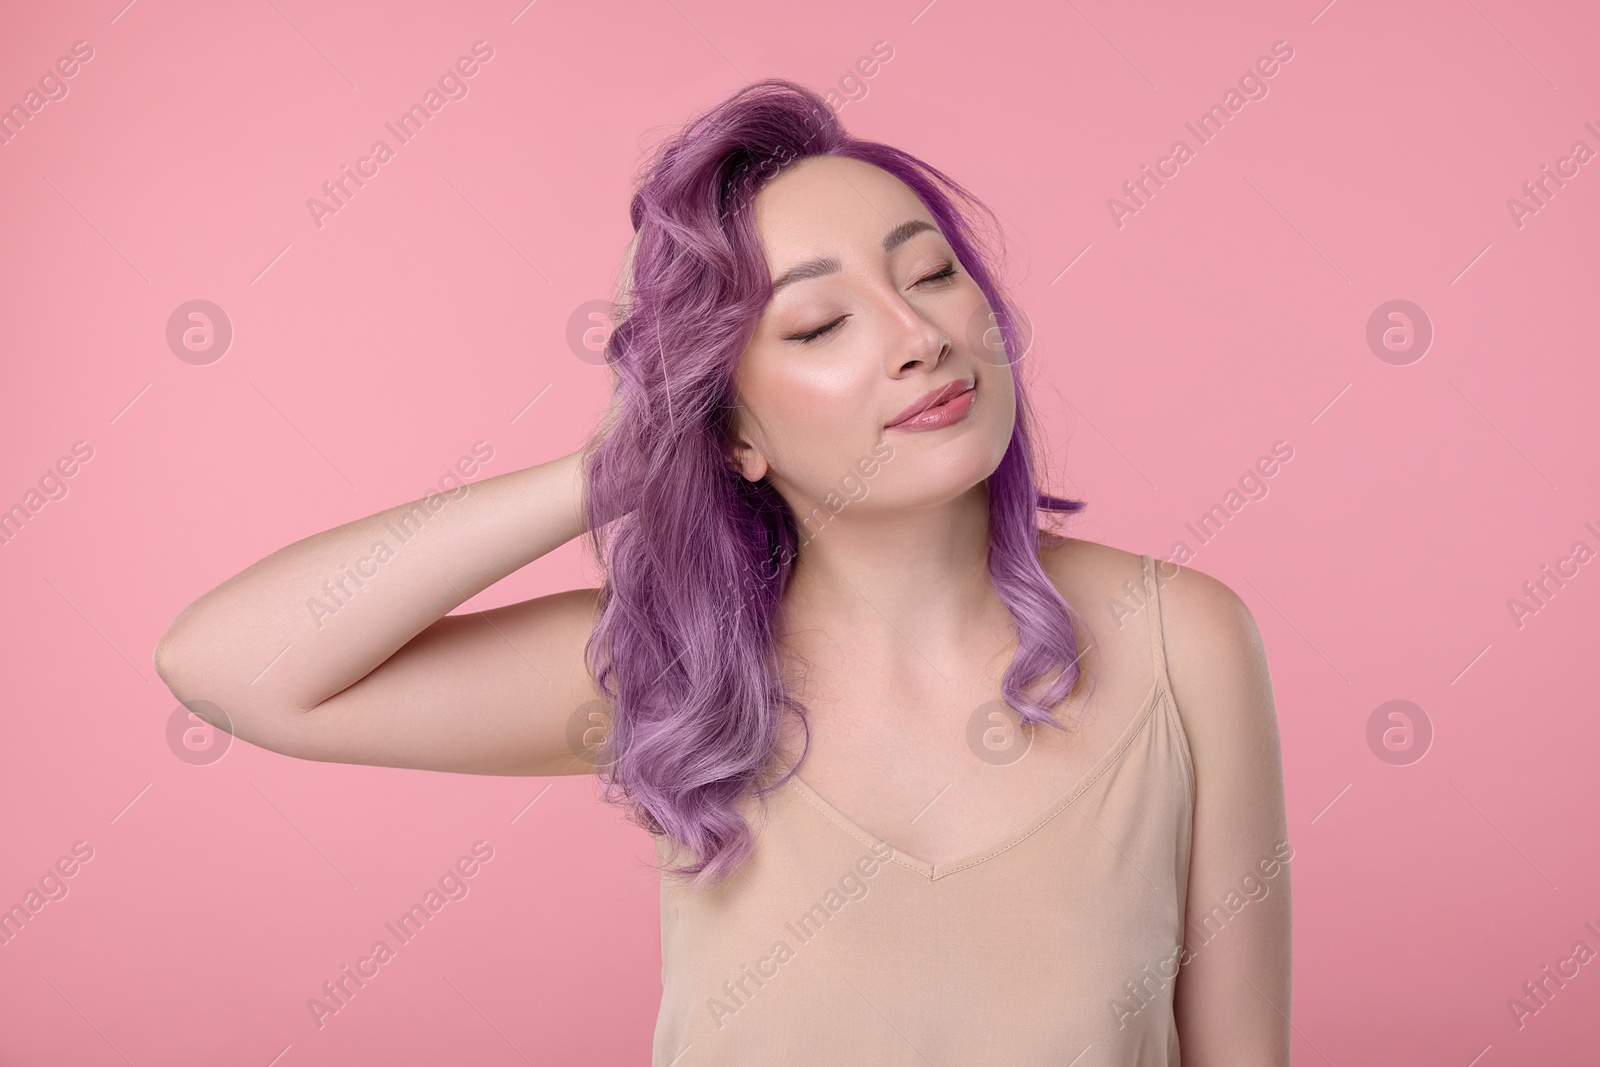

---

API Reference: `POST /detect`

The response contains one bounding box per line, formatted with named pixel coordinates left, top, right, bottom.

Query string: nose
left=887, top=295, right=951, bottom=375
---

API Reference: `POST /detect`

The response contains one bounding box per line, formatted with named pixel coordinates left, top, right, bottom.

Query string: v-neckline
left=782, top=677, right=1168, bottom=881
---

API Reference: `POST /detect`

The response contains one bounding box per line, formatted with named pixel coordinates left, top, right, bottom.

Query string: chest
left=769, top=671, right=1150, bottom=870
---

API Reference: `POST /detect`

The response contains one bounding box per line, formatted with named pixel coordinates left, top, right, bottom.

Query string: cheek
left=984, top=370, right=1018, bottom=438
left=747, top=368, right=874, bottom=473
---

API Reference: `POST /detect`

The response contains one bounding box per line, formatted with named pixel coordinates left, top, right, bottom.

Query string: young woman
left=155, top=79, right=1290, bottom=1065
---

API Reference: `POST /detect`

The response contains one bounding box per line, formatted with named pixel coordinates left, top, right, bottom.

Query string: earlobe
left=729, top=440, right=768, bottom=482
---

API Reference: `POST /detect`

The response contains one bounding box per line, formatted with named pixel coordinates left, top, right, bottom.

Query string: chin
left=970, top=403, right=1016, bottom=463
left=937, top=437, right=1012, bottom=498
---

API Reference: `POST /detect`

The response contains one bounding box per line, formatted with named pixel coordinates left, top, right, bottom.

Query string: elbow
left=152, top=634, right=180, bottom=689
left=152, top=627, right=195, bottom=693
left=153, top=601, right=196, bottom=675
left=152, top=629, right=232, bottom=730
left=153, top=609, right=223, bottom=697
left=151, top=618, right=322, bottom=762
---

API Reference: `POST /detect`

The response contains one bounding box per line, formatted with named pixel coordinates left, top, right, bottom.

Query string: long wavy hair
left=578, top=78, right=1087, bottom=890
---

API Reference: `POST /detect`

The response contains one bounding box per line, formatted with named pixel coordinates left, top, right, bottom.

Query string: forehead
left=749, top=155, right=933, bottom=262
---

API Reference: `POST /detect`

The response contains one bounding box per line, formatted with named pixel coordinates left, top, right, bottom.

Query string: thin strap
left=1142, top=553, right=1195, bottom=800
left=1141, top=554, right=1171, bottom=693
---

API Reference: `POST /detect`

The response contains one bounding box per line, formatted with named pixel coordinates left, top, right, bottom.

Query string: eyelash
left=788, top=264, right=960, bottom=344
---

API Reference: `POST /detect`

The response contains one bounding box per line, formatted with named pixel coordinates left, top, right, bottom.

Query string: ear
left=725, top=400, right=770, bottom=481
left=727, top=437, right=769, bottom=482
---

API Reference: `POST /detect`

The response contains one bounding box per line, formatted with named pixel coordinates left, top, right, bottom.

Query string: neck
left=776, top=482, right=1015, bottom=665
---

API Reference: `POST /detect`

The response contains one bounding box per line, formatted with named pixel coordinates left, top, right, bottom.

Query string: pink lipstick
left=885, top=378, right=978, bottom=432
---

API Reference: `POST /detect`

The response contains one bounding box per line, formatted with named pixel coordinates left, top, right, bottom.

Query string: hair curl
left=578, top=78, right=1086, bottom=890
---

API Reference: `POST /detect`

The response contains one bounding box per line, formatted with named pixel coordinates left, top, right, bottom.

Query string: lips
left=886, top=378, right=976, bottom=428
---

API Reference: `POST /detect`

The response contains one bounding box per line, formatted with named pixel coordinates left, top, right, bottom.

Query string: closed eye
left=787, top=315, right=847, bottom=345
left=785, top=264, right=961, bottom=345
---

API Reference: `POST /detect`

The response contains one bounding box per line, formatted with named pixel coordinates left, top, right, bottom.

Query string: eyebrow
left=768, top=219, right=941, bottom=296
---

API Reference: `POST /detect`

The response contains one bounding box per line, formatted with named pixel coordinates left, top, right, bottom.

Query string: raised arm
left=152, top=449, right=616, bottom=777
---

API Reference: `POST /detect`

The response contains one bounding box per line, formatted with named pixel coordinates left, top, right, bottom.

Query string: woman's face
left=729, top=154, right=1017, bottom=521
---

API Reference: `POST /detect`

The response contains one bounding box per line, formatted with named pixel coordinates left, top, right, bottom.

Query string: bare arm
left=1163, top=563, right=1293, bottom=1064
left=153, top=449, right=616, bottom=776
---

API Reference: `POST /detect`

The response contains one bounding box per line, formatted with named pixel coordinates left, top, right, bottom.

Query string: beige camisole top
left=652, top=553, right=1197, bottom=1065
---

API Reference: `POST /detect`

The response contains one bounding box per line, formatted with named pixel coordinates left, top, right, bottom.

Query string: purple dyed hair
left=578, top=78, right=1087, bottom=890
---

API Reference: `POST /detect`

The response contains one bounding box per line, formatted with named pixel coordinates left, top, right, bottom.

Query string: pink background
left=3, top=0, right=1597, bottom=1063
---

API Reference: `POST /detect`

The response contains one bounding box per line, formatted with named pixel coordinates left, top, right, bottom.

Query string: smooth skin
left=154, top=154, right=1289, bottom=1064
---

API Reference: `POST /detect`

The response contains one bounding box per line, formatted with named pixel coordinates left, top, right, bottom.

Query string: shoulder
left=1035, top=533, right=1145, bottom=606
left=1035, top=532, right=1258, bottom=643
left=1037, top=537, right=1277, bottom=760
left=1151, top=558, right=1269, bottom=705
left=1150, top=557, right=1279, bottom=787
